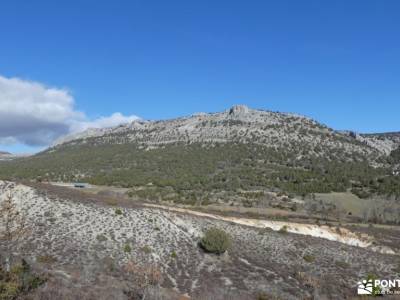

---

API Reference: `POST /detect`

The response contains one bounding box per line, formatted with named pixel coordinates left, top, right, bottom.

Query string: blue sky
left=0, top=0, right=399, bottom=153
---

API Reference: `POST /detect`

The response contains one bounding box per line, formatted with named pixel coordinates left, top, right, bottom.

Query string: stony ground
left=1, top=181, right=400, bottom=299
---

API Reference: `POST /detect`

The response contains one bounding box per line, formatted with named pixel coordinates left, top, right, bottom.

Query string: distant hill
left=0, top=151, right=13, bottom=161
left=359, top=132, right=400, bottom=155
left=53, top=105, right=399, bottom=159
left=0, top=151, right=30, bottom=161
left=1, top=105, right=399, bottom=202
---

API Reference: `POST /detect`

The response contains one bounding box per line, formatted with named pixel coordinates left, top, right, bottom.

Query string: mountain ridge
left=52, top=105, right=399, bottom=159
left=1, top=105, right=399, bottom=201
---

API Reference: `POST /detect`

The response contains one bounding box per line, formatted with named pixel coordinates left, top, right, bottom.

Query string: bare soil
left=1, top=181, right=400, bottom=300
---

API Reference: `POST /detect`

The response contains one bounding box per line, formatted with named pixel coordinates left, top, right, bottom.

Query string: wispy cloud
left=0, top=75, right=140, bottom=147
left=69, top=112, right=140, bottom=134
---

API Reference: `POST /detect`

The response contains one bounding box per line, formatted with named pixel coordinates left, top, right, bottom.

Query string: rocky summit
left=53, top=105, right=398, bottom=161
left=1, top=106, right=400, bottom=204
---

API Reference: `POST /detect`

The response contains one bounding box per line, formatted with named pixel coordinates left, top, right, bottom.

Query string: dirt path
left=25, top=181, right=398, bottom=255
left=143, top=203, right=397, bottom=255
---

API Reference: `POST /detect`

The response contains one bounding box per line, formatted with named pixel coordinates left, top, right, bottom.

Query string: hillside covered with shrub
left=1, top=106, right=399, bottom=202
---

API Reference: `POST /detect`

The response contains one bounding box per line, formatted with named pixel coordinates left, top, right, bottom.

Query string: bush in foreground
left=0, top=259, right=45, bottom=299
left=200, top=227, right=231, bottom=254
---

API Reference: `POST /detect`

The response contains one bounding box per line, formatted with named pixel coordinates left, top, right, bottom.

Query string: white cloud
left=0, top=75, right=140, bottom=147
left=70, top=112, right=140, bottom=134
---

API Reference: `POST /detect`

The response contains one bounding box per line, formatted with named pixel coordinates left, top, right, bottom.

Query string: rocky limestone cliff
left=49, top=105, right=400, bottom=164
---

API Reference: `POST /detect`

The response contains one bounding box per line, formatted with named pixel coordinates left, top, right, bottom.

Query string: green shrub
left=124, top=244, right=132, bottom=253
left=256, top=292, right=279, bottom=300
left=303, top=254, right=316, bottom=263
left=170, top=251, right=177, bottom=259
left=36, top=255, right=57, bottom=264
left=335, top=260, right=350, bottom=269
left=0, top=281, right=19, bottom=300
left=0, top=259, right=45, bottom=299
left=200, top=227, right=231, bottom=254
left=96, top=234, right=107, bottom=242
left=335, top=227, right=342, bottom=234
left=394, top=264, right=400, bottom=276
left=278, top=225, right=288, bottom=234
left=366, top=274, right=382, bottom=295
left=141, top=245, right=152, bottom=254
left=115, top=208, right=123, bottom=215
left=351, top=188, right=371, bottom=199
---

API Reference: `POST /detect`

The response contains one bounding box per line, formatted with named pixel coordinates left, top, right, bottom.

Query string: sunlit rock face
left=49, top=105, right=400, bottom=166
